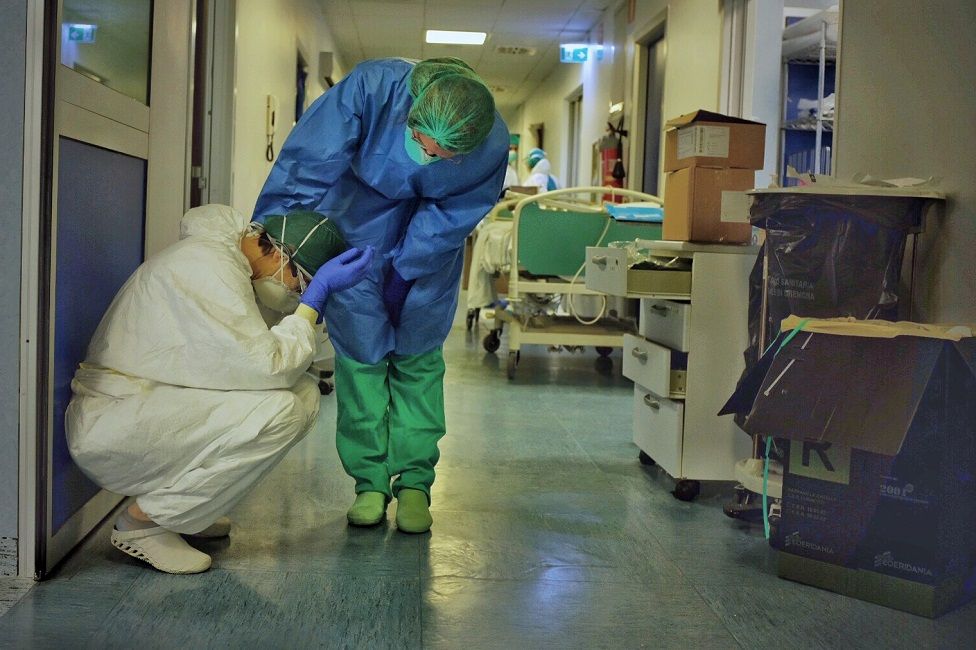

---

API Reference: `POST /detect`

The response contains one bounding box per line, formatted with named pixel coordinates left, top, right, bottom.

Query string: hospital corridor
left=0, top=309, right=971, bottom=647
left=3, top=0, right=976, bottom=648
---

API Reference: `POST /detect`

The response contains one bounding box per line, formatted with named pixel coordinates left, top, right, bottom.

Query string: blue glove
left=383, top=266, right=414, bottom=327
left=300, top=246, right=374, bottom=316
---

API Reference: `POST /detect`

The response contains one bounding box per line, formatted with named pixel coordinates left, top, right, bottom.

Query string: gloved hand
left=300, top=246, right=374, bottom=316
left=382, top=266, right=414, bottom=327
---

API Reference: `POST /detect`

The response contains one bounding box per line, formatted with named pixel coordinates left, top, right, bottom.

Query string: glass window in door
left=61, top=0, right=153, bottom=104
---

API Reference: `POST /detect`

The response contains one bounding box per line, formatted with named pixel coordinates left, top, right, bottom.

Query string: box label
left=676, top=125, right=730, bottom=160
left=790, top=441, right=851, bottom=485
left=720, top=190, right=752, bottom=223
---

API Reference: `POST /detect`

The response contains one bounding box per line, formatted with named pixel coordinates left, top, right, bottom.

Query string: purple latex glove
left=300, top=246, right=374, bottom=317
left=382, top=266, right=414, bottom=327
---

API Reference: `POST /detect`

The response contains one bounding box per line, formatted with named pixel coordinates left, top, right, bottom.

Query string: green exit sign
left=67, top=23, right=97, bottom=43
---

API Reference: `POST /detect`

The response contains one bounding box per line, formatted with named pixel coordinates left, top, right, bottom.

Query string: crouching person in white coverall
left=65, top=205, right=373, bottom=574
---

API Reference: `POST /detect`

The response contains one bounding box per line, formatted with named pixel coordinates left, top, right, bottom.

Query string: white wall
left=835, top=1, right=976, bottom=321
left=231, top=0, right=346, bottom=216
left=0, top=0, right=26, bottom=554
left=512, top=0, right=727, bottom=199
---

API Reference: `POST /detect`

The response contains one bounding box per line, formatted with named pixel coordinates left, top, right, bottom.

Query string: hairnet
left=408, top=57, right=475, bottom=97
left=526, top=148, right=547, bottom=169
left=407, top=62, right=495, bottom=154
left=260, top=211, right=347, bottom=276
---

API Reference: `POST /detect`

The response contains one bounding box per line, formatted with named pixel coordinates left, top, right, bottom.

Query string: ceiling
left=318, top=0, right=614, bottom=113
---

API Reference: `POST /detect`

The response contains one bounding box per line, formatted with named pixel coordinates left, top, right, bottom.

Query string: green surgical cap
left=407, top=59, right=495, bottom=154
left=261, top=211, right=346, bottom=276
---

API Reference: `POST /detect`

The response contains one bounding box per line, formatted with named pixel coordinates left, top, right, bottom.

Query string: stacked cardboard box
left=662, top=110, right=765, bottom=243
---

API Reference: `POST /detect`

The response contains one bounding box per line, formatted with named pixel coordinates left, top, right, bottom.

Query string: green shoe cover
left=346, top=491, right=387, bottom=526
left=395, top=489, right=432, bottom=534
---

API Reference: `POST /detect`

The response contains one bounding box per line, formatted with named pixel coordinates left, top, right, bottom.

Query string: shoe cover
left=346, top=492, right=387, bottom=526
left=111, top=527, right=211, bottom=574
left=395, top=489, right=432, bottom=534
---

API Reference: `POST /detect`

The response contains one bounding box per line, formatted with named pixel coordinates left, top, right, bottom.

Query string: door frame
left=20, top=0, right=194, bottom=578
left=628, top=9, right=667, bottom=196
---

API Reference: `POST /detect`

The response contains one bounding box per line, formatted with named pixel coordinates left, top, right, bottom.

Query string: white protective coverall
left=521, top=158, right=562, bottom=194
left=66, top=204, right=321, bottom=534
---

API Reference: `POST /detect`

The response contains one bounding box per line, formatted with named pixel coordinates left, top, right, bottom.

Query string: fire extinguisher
left=602, top=117, right=628, bottom=203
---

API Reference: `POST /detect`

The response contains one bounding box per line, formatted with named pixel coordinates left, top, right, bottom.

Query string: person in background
left=66, top=205, right=373, bottom=574
left=521, top=147, right=561, bottom=193
left=502, top=150, right=519, bottom=196
left=253, top=57, right=509, bottom=534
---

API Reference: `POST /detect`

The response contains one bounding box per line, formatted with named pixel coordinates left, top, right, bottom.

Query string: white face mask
left=253, top=276, right=301, bottom=314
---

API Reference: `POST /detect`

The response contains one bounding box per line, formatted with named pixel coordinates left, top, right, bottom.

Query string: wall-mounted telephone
left=265, top=94, right=278, bottom=162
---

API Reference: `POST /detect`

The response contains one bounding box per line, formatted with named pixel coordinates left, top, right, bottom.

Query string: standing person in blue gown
left=254, top=57, right=508, bottom=533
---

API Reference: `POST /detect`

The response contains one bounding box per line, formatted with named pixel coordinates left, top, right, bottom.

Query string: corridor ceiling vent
left=495, top=46, right=537, bottom=56
left=425, top=30, right=487, bottom=45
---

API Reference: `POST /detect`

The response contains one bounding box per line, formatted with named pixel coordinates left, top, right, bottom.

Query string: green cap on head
left=261, top=211, right=346, bottom=276
left=407, top=59, right=495, bottom=155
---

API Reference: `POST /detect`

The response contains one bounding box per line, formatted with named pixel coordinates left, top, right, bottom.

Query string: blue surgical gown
left=253, top=59, right=509, bottom=364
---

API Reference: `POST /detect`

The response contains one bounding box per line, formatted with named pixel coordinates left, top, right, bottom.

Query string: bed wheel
left=483, top=330, right=501, bottom=353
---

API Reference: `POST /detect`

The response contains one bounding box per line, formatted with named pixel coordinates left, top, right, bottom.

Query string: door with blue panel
left=41, top=0, right=157, bottom=576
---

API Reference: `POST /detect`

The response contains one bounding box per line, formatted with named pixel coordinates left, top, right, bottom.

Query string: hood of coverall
left=180, top=204, right=250, bottom=241
left=530, top=158, right=551, bottom=175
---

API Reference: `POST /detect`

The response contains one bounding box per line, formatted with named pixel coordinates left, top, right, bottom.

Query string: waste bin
left=749, top=189, right=932, bottom=354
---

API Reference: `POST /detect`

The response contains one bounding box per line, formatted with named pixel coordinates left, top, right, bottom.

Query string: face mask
left=253, top=277, right=301, bottom=314
left=404, top=126, right=438, bottom=166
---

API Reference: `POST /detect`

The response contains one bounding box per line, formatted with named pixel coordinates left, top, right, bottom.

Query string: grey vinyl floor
left=1, top=306, right=974, bottom=649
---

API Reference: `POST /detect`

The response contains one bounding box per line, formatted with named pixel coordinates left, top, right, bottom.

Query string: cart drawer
left=622, top=334, right=687, bottom=398
left=585, top=246, right=629, bottom=296
left=639, top=299, right=692, bottom=351
left=585, top=246, right=692, bottom=297
left=632, top=384, right=683, bottom=476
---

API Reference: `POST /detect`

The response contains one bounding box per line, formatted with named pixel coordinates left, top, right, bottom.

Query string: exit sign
left=560, top=44, right=589, bottom=63
left=66, top=24, right=97, bottom=43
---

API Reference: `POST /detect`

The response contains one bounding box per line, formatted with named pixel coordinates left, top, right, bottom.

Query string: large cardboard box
left=725, top=318, right=976, bottom=618
left=664, top=110, right=766, bottom=172
left=663, top=166, right=754, bottom=243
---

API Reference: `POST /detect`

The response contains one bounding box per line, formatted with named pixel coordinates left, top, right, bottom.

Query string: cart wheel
left=595, top=346, right=613, bottom=357
left=483, top=331, right=501, bottom=353
left=506, top=350, right=520, bottom=379
left=465, top=308, right=480, bottom=331
left=672, top=479, right=701, bottom=502
left=638, top=450, right=656, bottom=466
left=318, top=380, right=334, bottom=396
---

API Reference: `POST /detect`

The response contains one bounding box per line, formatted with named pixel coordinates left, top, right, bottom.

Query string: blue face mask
left=404, top=127, right=438, bottom=166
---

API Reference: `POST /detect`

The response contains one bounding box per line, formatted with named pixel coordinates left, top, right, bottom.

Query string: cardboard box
left=664, top=110, right=766, bottom=172
left=723, top=319, right=976, bottom=618
left=663, top=167, right=754, bottom=243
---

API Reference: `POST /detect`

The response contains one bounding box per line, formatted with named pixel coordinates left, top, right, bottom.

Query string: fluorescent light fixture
left=426, top=30, right=487, bottom=45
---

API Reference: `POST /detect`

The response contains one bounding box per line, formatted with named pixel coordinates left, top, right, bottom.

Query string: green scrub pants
left=334, top=347, right=446, bottom=501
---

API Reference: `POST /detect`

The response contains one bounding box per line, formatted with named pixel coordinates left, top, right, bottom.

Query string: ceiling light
left=425, top=30, right=487, bottom=45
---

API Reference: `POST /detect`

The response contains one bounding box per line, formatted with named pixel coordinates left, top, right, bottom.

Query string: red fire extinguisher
left=601, top=117, right=627, bottom=203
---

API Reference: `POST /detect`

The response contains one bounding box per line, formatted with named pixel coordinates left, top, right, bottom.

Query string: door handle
left=650, top=304, right=669, bottom=316
left=630, top=347, right=648, bottom=362
left=643, top=394, right=660, bottom=410
left=590, top=255, right=608, bottom=268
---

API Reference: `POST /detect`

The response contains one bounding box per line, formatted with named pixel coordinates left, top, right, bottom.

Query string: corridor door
left=36, top=0, right=192, bottom=576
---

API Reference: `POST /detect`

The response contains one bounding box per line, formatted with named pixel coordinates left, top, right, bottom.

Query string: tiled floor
left=1, top=307, right=974, bottom=648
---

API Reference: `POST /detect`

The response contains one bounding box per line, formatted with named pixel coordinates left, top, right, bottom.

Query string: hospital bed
left=475, top=187, right=663, bottom=379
